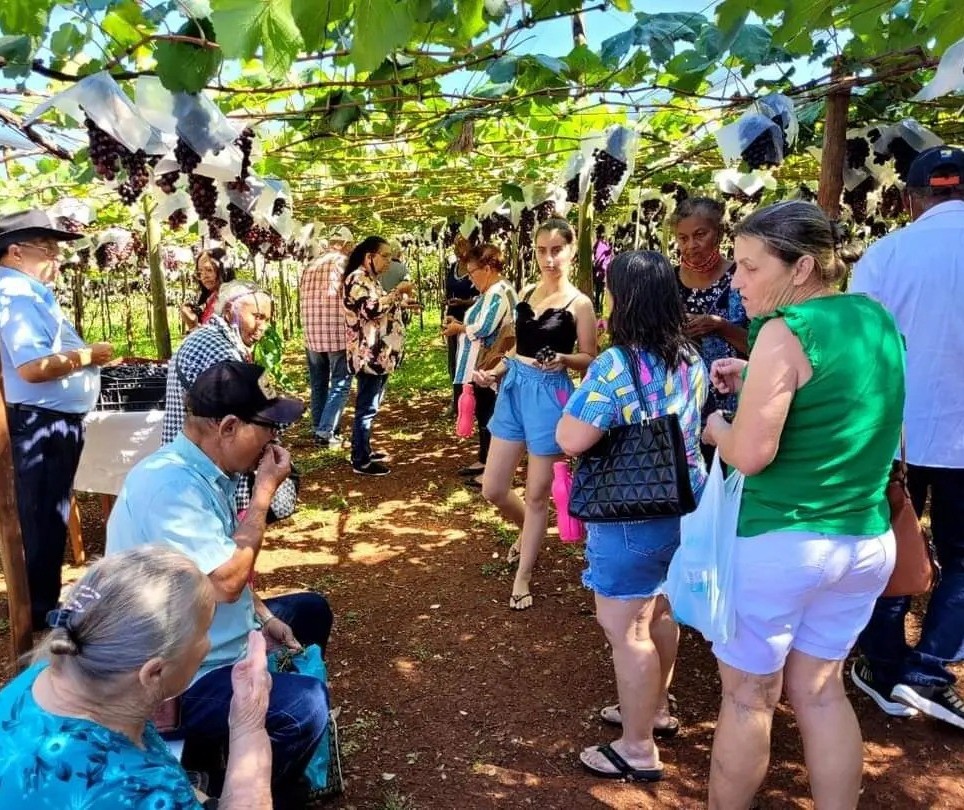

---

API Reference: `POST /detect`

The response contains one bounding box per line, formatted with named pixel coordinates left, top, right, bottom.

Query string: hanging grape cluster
left=590, top=149, right=629, bottom=212
left=873, top=136, right=918, bottom=181
left=85, top=117, right=152, bottom=206
left=228, top=127, right=255, bottom=191
left=846, top=137, right=871, bottom=170
left=167, top=210, right=188, bottom=231
left=564, top=176, right=580, bottom=204
left=188, top=173, right=218, bottom=221
left=740, top=129, right=781, bottom=170
left=843, top=177, right=877, bottom=223
left=94, top=241, right=134, bottom=271
left=272, top=198, right=288, bottom=216
left=117, top=150, right=150, bottom=205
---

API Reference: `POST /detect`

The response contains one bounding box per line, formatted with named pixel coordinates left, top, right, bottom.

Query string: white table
left=69, top=410, right=165, bottom=563
left=74, top=409, right=165, bottom=496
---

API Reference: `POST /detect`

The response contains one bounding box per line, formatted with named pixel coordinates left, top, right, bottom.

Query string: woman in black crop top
left=472, top=218, right=597, bottom=610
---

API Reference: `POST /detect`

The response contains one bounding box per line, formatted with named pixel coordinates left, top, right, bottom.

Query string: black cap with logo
left=186, top=361, right=305, bottom=426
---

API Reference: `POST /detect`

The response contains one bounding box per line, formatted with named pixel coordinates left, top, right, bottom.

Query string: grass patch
left=340, top=709, right=382, bottom=758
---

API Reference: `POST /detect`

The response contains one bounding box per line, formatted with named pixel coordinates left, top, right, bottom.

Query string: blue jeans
left=858, top=465, right=964, bottom=688
left=306, top=349, right=351, bottom=438
left=351, top=372, right=387, bottom=468
left=176, top=592, right=334, bottom=808
left=7, top=405, right=86, bottom=630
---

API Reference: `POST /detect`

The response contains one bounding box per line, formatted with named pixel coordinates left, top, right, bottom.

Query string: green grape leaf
left=211, top=0, right=303, bottom=78
left=501, top=182, right=524, bottom=201
left=292, top=0, right=348, bottom=52
left=155, top=18, right=223, bottom=93
left=351, top=0, right=416, bottom=73
left=729, top=23, right=773, bottom=65
left=455, top=0, right=486, bottom=40
left=49, top=23, right=86, bottom=61
left=0, top=34, right=33, bottom=78
left=414, top=0, right=454, bottom=23
left=0, top=0, right=53, bottom=38
left=101, top=1, right=147, bottom=49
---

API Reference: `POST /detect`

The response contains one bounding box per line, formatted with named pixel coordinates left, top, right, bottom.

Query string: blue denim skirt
left=582, top=517, right=681, bottom=599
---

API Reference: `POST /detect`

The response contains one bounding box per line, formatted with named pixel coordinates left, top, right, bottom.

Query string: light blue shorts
left=582, top=517, right=681, bottom=600
left=488, top=359, right=574, bottom=456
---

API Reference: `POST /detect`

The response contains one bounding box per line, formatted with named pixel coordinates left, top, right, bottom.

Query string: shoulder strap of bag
left=617, top=346, right=650, bottom=423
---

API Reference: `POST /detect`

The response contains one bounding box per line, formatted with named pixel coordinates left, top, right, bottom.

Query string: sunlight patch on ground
left=348, top=541, right=405, bottom=564
left=470, top=763, right=542, bottom=788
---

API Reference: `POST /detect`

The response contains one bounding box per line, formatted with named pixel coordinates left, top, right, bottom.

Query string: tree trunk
left=145, top=198, right=172, bottom=359
left=817, top=59, right=852, bottom=219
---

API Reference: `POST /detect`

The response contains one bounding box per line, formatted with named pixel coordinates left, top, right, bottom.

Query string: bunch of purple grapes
left=57, top=217, right=85, bottom=235
left=564, top=176, right=581, bottom=203
left=590, top=149, right=629, bottom=212
left=740, top=129, right=781, bottom=170
left=156, top=170, right=180, bottom=195
left=846, top=137, right=871, bottom=170
left=272, top=198, right=287, bottom=217
left=228, top=127, right=255, bottom=191
left=86, top=117, right=124, bottom=181
left=118, top=150, right=151, bottom=206
left=94, top=242, right=133, bottom=270
left=842, top=177, right=877, bottom=223
left=167, top=210, right=188, bottom=231
left=880, top=185, right=904, bottom=218
left=228, top=203, right=254, bottom=241
left=188, top=174, right=218, bottom=222
left=534, top=200, right=555, bottom=222
left=175, top=138, right=202, bottom=174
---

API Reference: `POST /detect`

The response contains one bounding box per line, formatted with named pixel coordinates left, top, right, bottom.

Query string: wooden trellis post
left=817, top=58, right=852, bottom=219
left=0, top=382, right=34, bottom=671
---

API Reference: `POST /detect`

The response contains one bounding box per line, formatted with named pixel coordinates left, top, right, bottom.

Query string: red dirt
left=2, top=388, right=962, bottom=809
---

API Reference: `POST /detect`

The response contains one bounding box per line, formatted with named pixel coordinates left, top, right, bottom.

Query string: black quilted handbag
left=569, top=347, right=697, bottom=522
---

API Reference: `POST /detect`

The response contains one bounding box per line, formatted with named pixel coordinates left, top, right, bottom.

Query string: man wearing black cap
left=106, top=360, right=333, bottom=807
left=850, top=146, right=964, bottom=730
left=0, top=209, right=115, bottom=630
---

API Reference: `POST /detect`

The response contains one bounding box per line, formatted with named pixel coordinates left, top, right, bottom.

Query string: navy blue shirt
left=444, top=257, right=477, bottom=322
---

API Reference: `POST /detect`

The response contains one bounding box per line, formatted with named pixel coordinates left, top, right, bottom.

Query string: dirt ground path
left=1, top=387, right=962, bottom=809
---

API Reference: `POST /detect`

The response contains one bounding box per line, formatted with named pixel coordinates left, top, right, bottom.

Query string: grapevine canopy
left=0, top=0, right=963, bottom=236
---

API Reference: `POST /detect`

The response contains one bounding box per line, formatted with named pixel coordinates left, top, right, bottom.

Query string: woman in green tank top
left=699, top=201, right=905, bottom=809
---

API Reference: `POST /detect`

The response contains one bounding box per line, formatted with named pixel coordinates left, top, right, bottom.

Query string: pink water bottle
left=552, top=461, right=585, bottom=542
left=456, top=383, right=476, bottom=438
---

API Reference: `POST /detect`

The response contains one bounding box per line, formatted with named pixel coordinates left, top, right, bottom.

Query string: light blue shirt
left=105, top=433, right=256, bottom=682
left=0, top=265, right=100, bottom=413
left=851, top=199, right=964, bottom=467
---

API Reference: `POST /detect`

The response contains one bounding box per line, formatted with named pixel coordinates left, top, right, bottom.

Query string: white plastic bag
left=665, top=453, right=744, bottom=644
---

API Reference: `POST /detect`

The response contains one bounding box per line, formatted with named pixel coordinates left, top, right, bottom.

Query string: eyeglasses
left=16, top=243, right=60, bottom=260
left=245, top=417, right=281, bottom=433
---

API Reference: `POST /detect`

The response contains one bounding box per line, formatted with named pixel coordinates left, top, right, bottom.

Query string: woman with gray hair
left=0, top=547, right=272, bottom=808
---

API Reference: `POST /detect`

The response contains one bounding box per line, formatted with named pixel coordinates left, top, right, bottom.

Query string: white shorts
left=712, top=529, right=895, bottom=675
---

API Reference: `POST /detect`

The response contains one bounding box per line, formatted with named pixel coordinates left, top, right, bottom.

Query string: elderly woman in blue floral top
left=0, top=548, right=272, bottom=809
left=672, top=197, right=748, bottom=452
left=343, top=235, right=417, bottom=476
left=557, top=251, right=707, bottom=784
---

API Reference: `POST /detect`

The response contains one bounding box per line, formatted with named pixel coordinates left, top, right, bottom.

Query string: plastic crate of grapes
left=97, top=359, right=169, bottom=412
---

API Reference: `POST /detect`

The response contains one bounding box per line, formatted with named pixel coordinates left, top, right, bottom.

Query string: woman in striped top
left=443, top=243, right=518, bottom=488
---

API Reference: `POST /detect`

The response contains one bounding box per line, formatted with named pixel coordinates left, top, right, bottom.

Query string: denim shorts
left=488, top=359, right=574, bottom=457
left=582, top=517, right=681, bottom=600
left=712, top=529, right=895, bottom=675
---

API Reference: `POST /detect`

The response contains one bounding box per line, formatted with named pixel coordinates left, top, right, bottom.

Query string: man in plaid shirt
left=163, top=279, right=272, bottom=509
left=301, top=226, right=354, bottom=447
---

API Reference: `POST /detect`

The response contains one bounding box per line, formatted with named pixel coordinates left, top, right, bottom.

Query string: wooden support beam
left=0, top=384, right=34, bottom=669
left=817, top=59, right=853, bottom=219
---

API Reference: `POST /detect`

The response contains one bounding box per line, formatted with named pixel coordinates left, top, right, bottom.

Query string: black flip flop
left=457, top=465, right=485, bottom=477
left=580, top=744, right=663, bottom=782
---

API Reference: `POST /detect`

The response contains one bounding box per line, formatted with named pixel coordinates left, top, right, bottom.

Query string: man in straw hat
left=0, top=209, right=114, bottom=629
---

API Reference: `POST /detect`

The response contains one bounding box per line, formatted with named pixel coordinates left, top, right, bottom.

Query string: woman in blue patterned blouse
left=557, top=251, right=707, bottom=783
left=0, top=548, right=272, bottom=809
